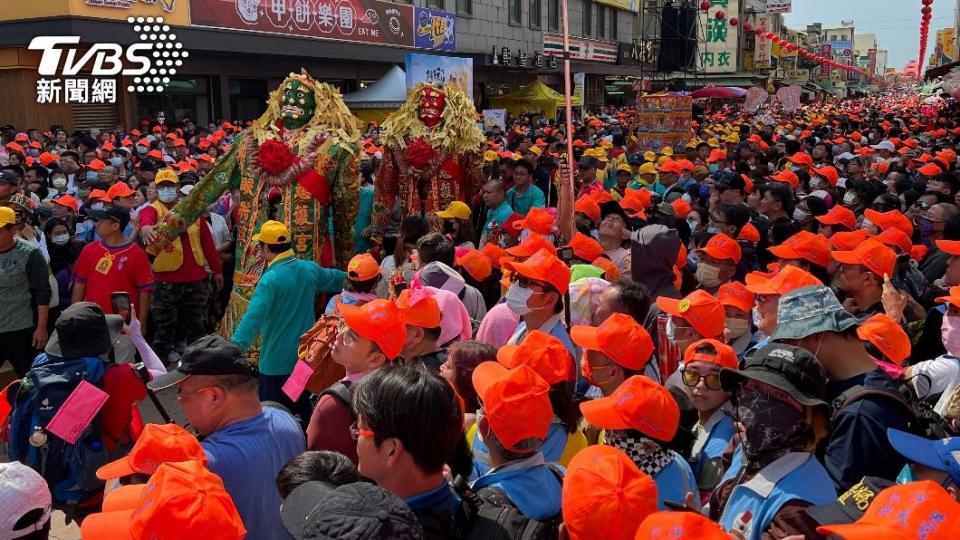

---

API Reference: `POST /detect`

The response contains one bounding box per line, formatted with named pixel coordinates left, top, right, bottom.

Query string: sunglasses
left=680, top=368, right=722, bottom=391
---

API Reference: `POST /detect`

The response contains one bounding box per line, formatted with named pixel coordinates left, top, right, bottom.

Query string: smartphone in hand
left=111, top=291, right=132, bottom=324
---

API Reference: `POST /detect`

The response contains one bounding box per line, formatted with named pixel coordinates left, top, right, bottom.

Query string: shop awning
left=673, top=72, right=766, bottom=89
left=925, top=60, right=960, bottom=81
left=489, top=80, right=581, bottom=120
left=342, top=66, right=407, bottom=109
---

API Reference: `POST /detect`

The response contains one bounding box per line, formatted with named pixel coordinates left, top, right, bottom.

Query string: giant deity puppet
left=372, top=82, right=484, bottom=232
left=147, top=70, right=360, bottom=339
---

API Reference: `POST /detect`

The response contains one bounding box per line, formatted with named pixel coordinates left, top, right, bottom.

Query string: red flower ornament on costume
left=406, top=138, right=436, bottom=170
left=258, top=138, right=295, bottom=175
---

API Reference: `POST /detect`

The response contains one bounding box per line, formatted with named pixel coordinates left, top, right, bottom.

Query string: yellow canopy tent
left=489, top=80, right=581, bottom=121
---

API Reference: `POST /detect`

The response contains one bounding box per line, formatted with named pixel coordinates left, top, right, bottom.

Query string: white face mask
left=158, top=186, right=178, bottom=203
left=90, top=202, right=105, bottom=211
left=52, top=177, right=67, bottom=189
left=695, top=262, right=723, bottom=289
left=842, top=192, right=857, bottom=206
left=793, top=207, right=810, bottom=222
left=51, top=234, right=70, bottom=246
left=505, top=284, right=535, bottom=316
left=942, top=315, right=960, bottom=357
left=809, top=177, right=827, bottom=191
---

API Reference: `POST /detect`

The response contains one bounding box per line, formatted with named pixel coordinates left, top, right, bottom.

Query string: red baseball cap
left=503, top=248, right=571, bottom=294
left=656, top=290, right=725, bottom=339
left=659, top=160, right=683, bottom=174
left=562, top=445, right=659, bottom=540
left=768, top=230, right=831, bottom=268
left=697, top=233, right=742, bottom=264
left=936, top=239, right=960, bottom=256
left=832, top=238, right=897, bottom=278
left=738, top=222, right=760, bottom=243
left=456, top=248, right=493, bottom=281
left=816, top=205, right=857, bottom=231
left=497, top=330, right=574, bottom=385
left=571, top=313, right=655, bottom=371
left=481, top=242, right=509, bottom=269
left=718, top=281, right=755, bottom=314
left=580, top=375, right=679, bottom=442
left=472, top=363, right=552, bottom=451
left=918, top=162, right=943, bottom=176
left=935, top=285, right=960, bottom=309
left=106, top=182, right=136, bottom=201
left=52, top=194, right=79, bottom=213
left=574, top=196, right=601, bottom=222
left=671, top=198, right=692, bottom=219
left=338, top=299, right=407, bottom=360
left=683, top=338, right=738, bottom=369
left=745, top=265, right=822, bottom=296
left=96, top=423, right=206, bottom=480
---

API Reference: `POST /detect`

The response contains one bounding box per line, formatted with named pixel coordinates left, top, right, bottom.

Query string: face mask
left=85, top=171, right=98, bottom=181
left=686, top=217, right=699, bottom=231
left=706, top=225, right=720, bottom=234
left=136, top=145, right=148, bottom=155
left=919, top=218, right=936, bottom=246
left=442, top=220, right=456, bottom=234
left=709, top=163, right=720, bottom=173
left=90, top=202, right=105, bottom=211
left=842, top=192, right=858, bottom=206
left=51, top=234, right=70, bottom=246
left=505, top=284, right=534, bottom=316
left=111, top=156, right=123, bottom=168
left=793, top=207, right=810, bottom=223
left=725, top=317, right=750, bottom=339
left=78, top=189, right=91, bottom=200
left=580, top=355, right=615, bottom=388
left=695, top=262, right=724, bottom=289
left=52, top=177, right=67, bottom=189
left=736, top=385, right=809, bottom=466
left=158, top=186, right=178, bottom=203
left=942, top=315, right=960, bottom=357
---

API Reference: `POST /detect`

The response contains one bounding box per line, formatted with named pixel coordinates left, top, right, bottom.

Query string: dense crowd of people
left=4, top=88, right=960, bottom=539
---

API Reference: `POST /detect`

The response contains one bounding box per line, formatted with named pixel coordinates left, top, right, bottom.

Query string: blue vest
left=470, top=453, right=563, bottom=521
left=691, top=412, right=736, bottom=480
left=653, top=451, right=698, bottom=511
left=719, top=452, right=837, bottom=540
left=471, top=421, right=567, bottom=479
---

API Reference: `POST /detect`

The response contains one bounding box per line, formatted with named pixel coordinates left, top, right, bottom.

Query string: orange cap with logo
left=562, top=445, right=659, bottom=540
left=96, top=423, right=206, bottom=480
left=505, top=232, right=557, bottom=258
left=655, top=290, right=725, bottom=339
left=769, top=169, right=800, bottom=189
left=456, top=248, right=493, bottom=281
left=338, top=299, right=407, bottom=360
left=346, top=253, right=380, bottom=281
left=503, top=248, right=571, bottom=294
left=396, top=288, right=442, bottom=329
left=768, top=230, right=831, bottom=268
left=830, top=228, right=870, bottom=251
left=497, top=330, right=574, bottom=385
left=718, top=281, right=755, bottom=314
left=745, top=265, right=822, bottom=296
left=513, top=207, right=556, bottom=235
left=635, top=511, right=731, bottom=540
left=864, top=209, right=914, bottom=236
left=80, top=460, right=246, bottom=540
left=571, top=313, right=654, bottom=371
left=472, top=363, right=552, bottom=451
left=816, top=480, right=960, bottom=540
left=832, top=237, right=897, bottom=278
left=580, top=375, right=679, bottom=442
left=567, top=232, right=604, bottom=262
left=856, top=313, right=911, bottom=366
left=683, top=338, right=738, bottom=370
left=697, top=232, right=742, bottom=264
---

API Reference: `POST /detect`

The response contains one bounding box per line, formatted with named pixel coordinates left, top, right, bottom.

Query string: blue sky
left=783, top=0, right=954, bottom=71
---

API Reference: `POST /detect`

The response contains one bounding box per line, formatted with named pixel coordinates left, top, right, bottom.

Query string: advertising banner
left=192, top=0, right=455, bottom=50
left=867, top=48, right=877, bottom=76
left=595, top=0, right=638, bottom=13
left=752, top=14, right=772, bottom=70
left=766, top=0, right=791, bottom=13
left=482, top=109, right=506, bottom=131
left=697, top=0, right=739, bottom=73
left=819, top=43, right=832, bottom=77
left=75, top=0, right=190, bottom=25
left=405, top=53, right=473, bottom=99
left=632, top=94, right=692, bottom=152
left=573, top=72, right=585, bottom=105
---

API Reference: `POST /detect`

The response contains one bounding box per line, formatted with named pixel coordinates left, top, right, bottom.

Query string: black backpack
left=832, top=382, right=956, bottom=440
left=447, top=466, right=563, bottom=540
left=318, top=380, right=353, bottom=409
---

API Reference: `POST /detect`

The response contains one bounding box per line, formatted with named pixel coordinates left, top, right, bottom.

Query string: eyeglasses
left=914, top=201, right=932, bottom=211
left=337, top=321, right=358, bottom=348
left=510, top=274, right=547, bottom=290
left=680, top=368, right=723, bottom=391
left=349, top=422, right=375, bottom=441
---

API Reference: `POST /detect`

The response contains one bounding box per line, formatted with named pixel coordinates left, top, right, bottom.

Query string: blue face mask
left=110, top=156, right=123, bottom=168
left=136, top=145, right=147, bottom=155
left=709, top=163, right=720, bottom=173
left=706, top=225, right=720, bottom=234
left=85, top=171, right=98, bottom=181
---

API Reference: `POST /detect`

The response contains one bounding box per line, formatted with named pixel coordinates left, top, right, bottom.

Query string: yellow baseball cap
left=483, top=150, right=498, bottom=162
left=252, top=220, right=290, bottom=244
left=707, top=138, right=720, bottom=148
left=616, top=163, right=632, bottom=174
left=643, top=151, right=657, bottom=162
left=723, top=133, right=740, bottom=143
left=660, top=147, right=673, bottom=157
left=436, top=201, right=472, bottom=221
left=0, top=206, right=15, bottom=227
left=638, top=163, right=658, bottom=175
left=154, top=169, right=179, bottom=184
left=527, top=145, right=542, bottom=157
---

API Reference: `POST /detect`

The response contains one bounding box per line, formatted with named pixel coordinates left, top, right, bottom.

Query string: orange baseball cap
left=936, top=239, right=960, bottom=256
left=707, top=148, right=727, bottom=162
left=87, top=159, right=106, bottom=171
left=811, top=165, right=840, bottom=187
left=96, top=423, right=206, bottom=480
left=786, top=152, right=814, bottom=167
left=472, top=363, right=552, bottom=451
left=738, top=221, right=760, bottom=243
left=769, top=169, right=800, bottom=189
left=456, top=248, right=493, bottom=281
left=768, top=230, right=831, bottom=268
left=830, top=228, right=870, bottom=251
left=936, top=286, right=960, bottom=309
left=857, top=313, right=911, bottom=365
left=623, top=187, right=652, bottom=208
left=876, top=227, right=912, bottom=254
left=571, top=313, right=654, bottom=371
left=659, top=160, right=683, bottom=174
left=80, top=460, right=246, bottom=540
left=816, top=205, right=857, bottom=231
left=505, top=232, right=557, bottom=258
left=655, top=290, right=725, bottom=339
left=574, top=196, right=601, bottom=222
left=147, top=149, right=164, bottom=160
left=87, top=189, right=109, bottom=203
left=671, top=198, right=692, bottom=219
left=816, top=480, right=960, bottom=540
left=482, top=242, right=509, bottom=269
left=864, top=209, right=913, bottom=236
left=918, top=162, right=943, bottom=176
left=562, top=445, right=658, bottom=540
left=683, top=338, right=738, bottom=370
left=745, top=265, right=822, bottom=296
left=635, top=511, right=731, bottom=540
left=619, top=196, right=648, bottom=220
left=396, top=288, right=442, bottom=329
left=580, top=375, right=679, bottom=442
left=346, top=253, right=379, bottom=281
left=718, top=281, right=755, bottom=314
left=106, top=182, right=136, bottom=201
left=338, top=299, right=407, bottom=360
left=502, top=248, right=570, bottom=294
left=697, top=232, right=742, bottom=264
left=832, top=238, right=897, bottom=278
left=497, top=330, right=574, bottom=385
left=513, top=207, right=555, bottom=235
left=52, top=194, right=79, bottom=213
left=591, top=256, right=621, bottom=281
left=566, top=232, right=604, bottom=262
left=39, top=152, right=57, bottom=166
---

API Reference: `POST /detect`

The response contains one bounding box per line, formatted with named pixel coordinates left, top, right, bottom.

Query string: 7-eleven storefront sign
left=544, top=34, right=618, bottom=63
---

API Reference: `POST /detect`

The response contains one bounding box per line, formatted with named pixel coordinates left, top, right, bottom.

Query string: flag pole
left=561, top=0, right=574, bottom=187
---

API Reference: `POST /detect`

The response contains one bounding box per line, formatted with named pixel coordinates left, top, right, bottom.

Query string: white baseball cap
left=0, top=462, right=51, bottom=538
left=870, top=140, right=896, bottom=153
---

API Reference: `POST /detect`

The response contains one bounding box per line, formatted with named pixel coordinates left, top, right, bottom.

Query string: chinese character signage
left=0, top=0, right=190, bottom=26
left=766, top=0, right=791, bottom=14
left=633, top=94, right=693, bottom=153
left=698, top=0, right=738, bottom=73
left=405, top=53, right=473, bottom=100
left=595, top=0, right=638, bottom=13
left=819, top=43, right=832, bottom=77
left=192, top=0, right=455, bottom=50
left=544, top=34, right=618, bottom=63
left=752, top=14, right=771, bottom=70
left=867, top=48, right=877, bottom=75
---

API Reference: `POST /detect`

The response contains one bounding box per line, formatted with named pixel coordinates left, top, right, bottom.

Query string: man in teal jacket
left=232, top=220, right=345, bottom=423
